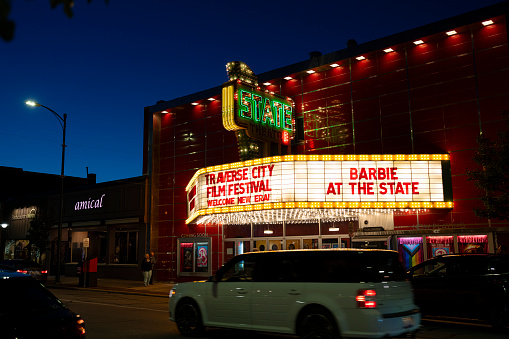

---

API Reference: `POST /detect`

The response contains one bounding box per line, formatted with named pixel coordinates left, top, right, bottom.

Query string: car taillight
left=76, top=317, right=86, bottom=337
left=41, top=270, right=48, bottom=274
left=356, top=289, right=377, bottom=308
left=17, top=270, right=28, bottom=274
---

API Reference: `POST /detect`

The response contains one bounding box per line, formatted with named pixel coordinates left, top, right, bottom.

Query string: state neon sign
left=222, top=81, right=294, bottom=145
left=185, top=154, right=453, bottom=224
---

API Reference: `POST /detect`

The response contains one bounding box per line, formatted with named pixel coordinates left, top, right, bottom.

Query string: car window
left=307, top=251, right=406, bottom=282
left=256, top=251, right=405, bottom=283
left=411, top=259, right=447, bottom=277
left=257, top=255, right=301, bottom=282
left=455, top=258, right=487, bottom=276
left=218, top=256, right=256, bottom=282
left=488, top=256, right=509, bottom=274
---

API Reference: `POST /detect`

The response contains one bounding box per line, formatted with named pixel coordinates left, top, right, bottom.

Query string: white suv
left=169, top=249, right=420, bottom=338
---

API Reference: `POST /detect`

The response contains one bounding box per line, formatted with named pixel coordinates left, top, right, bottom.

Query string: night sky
left=1, top=0, right=501, bottom=183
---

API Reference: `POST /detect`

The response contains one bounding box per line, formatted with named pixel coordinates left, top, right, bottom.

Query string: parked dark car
left=0, top=270, right=86, bottom=338
left=407, top=254, right=509, bottom=327
left=0, top=264, right=15, bottom=271
left=0, top=259, right=48, bottom=283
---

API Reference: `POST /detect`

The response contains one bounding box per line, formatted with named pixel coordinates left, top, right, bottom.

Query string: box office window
left=177, top=238, right=211, bottom=277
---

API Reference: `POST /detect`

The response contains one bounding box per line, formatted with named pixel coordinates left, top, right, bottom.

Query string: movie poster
left=181, top=243, right=193, bottom=272
left=196, top=243, right=208, bottom=272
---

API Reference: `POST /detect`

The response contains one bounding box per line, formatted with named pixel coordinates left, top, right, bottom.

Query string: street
left=50, top=288, right=509, bottom=339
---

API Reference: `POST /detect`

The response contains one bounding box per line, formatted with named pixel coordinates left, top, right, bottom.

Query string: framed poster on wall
left=177, top=238, right=211, bottom=277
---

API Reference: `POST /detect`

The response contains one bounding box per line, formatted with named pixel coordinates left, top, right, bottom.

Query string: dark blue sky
left=2, top=0, right=501, bottom=183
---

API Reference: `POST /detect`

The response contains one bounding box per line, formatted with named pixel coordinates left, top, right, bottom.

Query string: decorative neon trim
left=457, top=235, right=488, bottom=243
left=426, top=236, right=454, bottom=244
left=398, top=237, right=423, bottom=245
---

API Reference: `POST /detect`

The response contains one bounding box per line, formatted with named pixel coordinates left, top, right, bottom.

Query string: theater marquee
left=186, top=154, right=453, bottom=224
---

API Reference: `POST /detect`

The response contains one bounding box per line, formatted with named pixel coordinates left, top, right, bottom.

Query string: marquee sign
left=222, top=81, right=294, bottom=145
left=186, top=154, right=453, bottom=224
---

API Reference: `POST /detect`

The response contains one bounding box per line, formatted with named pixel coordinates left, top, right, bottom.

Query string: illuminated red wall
left=145, top=9, right=509, bottom=281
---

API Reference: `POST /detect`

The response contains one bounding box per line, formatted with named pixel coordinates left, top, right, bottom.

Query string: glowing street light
left=25, top=100, right=67, bottom=283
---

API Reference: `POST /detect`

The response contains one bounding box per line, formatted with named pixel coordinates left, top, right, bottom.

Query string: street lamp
left=25, top=100, right=67, bottom=283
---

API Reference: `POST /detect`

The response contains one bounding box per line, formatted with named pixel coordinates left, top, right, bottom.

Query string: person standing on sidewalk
left=149, top=251, right=156, bottom=285
left=141, top=253, right=152, bottom=287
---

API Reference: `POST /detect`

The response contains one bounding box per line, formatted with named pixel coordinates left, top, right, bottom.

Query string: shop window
left=398, top=237, right=424, bottom=269
left=3, top=239, right=30, bottom=260
left=458, top=235, right=488, bottom=253
left=71, top=231, right=87, bottom=262
left=287, top=239, right=300, bottom=250
left=426, top=236, right=454, bottom=258
left=254, top=240, right=266, bottom=252
left=177, top=238, right=211, bottom=277
left=114, top=231, right=138, bottom=264
left=305, top=238, right=320, bottom=249
left=322, top=238, right=340, bottom=249
left=98, top=232, right=107, bottom=263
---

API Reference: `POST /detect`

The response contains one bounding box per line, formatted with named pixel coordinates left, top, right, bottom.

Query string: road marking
left=59, top=299, right=167, bottom=313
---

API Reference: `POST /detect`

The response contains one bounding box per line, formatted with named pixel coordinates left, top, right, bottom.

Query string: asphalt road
left=50, top=288, right=509, bottom=339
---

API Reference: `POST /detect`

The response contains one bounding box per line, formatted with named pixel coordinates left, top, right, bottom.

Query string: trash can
left=78, top=258, right=97, bottom=287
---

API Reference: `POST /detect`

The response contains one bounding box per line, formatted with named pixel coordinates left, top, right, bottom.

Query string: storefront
left=48, top=176, right=147, bottom=280
left=144, top=3, right=509, bottom=282
left=0, top=167, right=96, bottom=265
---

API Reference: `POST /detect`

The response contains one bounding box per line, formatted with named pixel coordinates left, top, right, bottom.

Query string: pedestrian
left=141, top=253, right=152, bottom=286
left=149, top=251, right=156, bottom=285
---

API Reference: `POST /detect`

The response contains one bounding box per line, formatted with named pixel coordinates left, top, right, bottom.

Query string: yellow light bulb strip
left=185, top=201, right=454, bottom=224
left=221, top=85, right=241, bottom=131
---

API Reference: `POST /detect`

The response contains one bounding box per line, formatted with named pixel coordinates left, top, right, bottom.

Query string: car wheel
left=298, top=306, right=340, bottom=339
left=175, top=299, right=204, bottom=337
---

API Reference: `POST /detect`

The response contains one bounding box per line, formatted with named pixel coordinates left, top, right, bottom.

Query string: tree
left=27, top=207, right=55, bottom=263
left=467, top=112, right=509, bottom=221
left=0, top=0, right=108, bottom=42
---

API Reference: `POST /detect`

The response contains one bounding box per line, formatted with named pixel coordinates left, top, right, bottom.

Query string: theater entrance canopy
left=186, top=154, right=452, bottom=225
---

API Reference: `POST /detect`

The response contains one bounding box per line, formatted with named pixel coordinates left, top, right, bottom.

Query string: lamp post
left=26, top=100, right=67, bottom=283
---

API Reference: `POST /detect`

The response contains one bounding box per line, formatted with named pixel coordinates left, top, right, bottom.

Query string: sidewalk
left=45, top=275, right=174, bottom=298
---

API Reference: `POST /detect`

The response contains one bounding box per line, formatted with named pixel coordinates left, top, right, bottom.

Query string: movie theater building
left=144, top=2, right=509, bottom=282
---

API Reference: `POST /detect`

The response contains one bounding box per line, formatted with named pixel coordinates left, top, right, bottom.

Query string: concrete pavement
left=45, top=275, right=174, bottom=298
